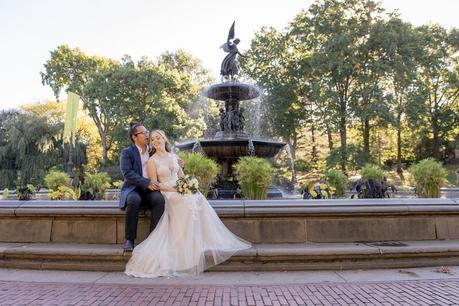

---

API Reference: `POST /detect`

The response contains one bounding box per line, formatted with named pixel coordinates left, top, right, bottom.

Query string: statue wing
left=227, top=21, right=235, bottom=42
left=220, top=42, right=231, bottom=52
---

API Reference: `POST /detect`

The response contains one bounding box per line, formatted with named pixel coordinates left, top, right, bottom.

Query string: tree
left=20, top=101, right=102, bottom=171
left=291, top=0, right=389, bottom=171
left=41, top=45, right=117, bottom=164
left=378, top=19, right=423, bottom=176
left=0, top=109, right=86, bottom=188
left=408, top=25, right=459, bottom=160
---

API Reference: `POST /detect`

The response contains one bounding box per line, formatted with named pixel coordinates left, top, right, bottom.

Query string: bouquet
left=176, top=174, right=199, bottom=195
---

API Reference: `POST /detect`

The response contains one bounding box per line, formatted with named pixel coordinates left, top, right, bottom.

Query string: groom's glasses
left=134, top=130, right=150, bottom=136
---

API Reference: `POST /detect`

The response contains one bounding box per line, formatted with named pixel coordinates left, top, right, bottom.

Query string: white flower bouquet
left=176, top=174, right=199, bottom=195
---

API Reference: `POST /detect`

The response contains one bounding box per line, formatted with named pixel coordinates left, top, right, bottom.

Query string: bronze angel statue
left=220, top=21, right=242, bottom=80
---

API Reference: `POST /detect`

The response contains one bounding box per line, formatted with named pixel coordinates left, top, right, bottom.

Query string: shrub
left=44, top=171, right=69, bottom=191
left=177, top=152, right=219, bottom=196
left=361, top=164, right=386, bottom=181
left=410, top=158, right=447, bottom=198
left=80, top=172, right=111, bottom=200
left=2, top=188, right=8, bottom=200
left=301, top=180, right=332, bottom=199
left=49, top=186, right=79, bottom=200
left=233, top=157, right=273, bottom=200
left=16, top=184, right=36, bottom=201
left=112, top=180, right=123, bottom=189
left=44, top=171, right=73, bottom=200
left=325, top=169, right=347, bottom=197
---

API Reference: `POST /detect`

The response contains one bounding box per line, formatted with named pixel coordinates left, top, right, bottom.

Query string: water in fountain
left=284, top=143, right=297, bottom=186
left=252, top=98, right=262, bottom=139
left=248, top=139, right=255, bottom=156
left=192, top=141, right=202, bottom=153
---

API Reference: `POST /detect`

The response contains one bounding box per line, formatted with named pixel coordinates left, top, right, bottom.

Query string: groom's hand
left=148, top=181, right=160, bottom=191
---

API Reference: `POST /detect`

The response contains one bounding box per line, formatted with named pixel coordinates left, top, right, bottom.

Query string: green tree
left=0, top=110, right=86, bottom=188
left=291, top=0, right=389, bottom=171
left=408, top=25, right=459, bottom=160
left=380, top=19, right=424, bottom=176
left=41, top=45, right=117, bottom=164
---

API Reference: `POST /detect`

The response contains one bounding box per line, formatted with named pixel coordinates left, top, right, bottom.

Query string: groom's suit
left=119, top=145, right=165, bottom=241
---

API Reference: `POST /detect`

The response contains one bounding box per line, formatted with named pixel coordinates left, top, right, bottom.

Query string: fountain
left=177, top=22, right=286, bottom=198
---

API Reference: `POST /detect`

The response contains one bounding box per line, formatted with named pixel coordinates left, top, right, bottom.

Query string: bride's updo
left=150, top=129, right=172, bottom=154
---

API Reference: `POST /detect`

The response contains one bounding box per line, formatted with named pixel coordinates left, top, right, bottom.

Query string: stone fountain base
left=1, top=198, right=459, bottom=271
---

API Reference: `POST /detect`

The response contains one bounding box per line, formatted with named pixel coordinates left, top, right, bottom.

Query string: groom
left=119, top=121, right=165, bottom=251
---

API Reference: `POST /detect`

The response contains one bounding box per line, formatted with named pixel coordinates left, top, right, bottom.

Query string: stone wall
left=1, top=198, right=458, bottom=244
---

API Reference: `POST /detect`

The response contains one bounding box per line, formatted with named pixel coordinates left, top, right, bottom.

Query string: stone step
left=1, top=240, right=459, bottom=272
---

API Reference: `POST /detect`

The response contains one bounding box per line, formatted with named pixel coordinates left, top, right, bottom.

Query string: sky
left=0, top=0, right=458, bottom=111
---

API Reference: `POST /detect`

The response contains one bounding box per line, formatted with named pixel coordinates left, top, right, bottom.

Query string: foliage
left=2, top=188, right=8, bottom=200
left=41, top=46, right=211, bottom=165
left=177, top=152, right=218, bottom=196
left=409, top=158, right=447, bottom=198
left=361, top=164, right=386, bottom=181
left=20, top=101, right=100, bottom=171
left=301, top=180, right=332, bottom=199
left=0, top=109, right=86, bottom=189
left=16, top=184, right=36, bottom=201
left=233, top=157, right=273, bottom=200
left=242, top=0, right=458, bottom=174
left=112, top=180, right=123, bottom=189
left=326, top=144, right=368, bottom=170
left=354, top=179, right=389, bottom=199
left=325, top=169, right=348, bottom=197
left=49, top=186, right=79, bottom=200
left=44, top=171, right=69, bottom=191
left=407, top=25, right=459, bottom=160
left=80, top=172, right=111, bottom=200
left=294, top=159, right=313, bottom=173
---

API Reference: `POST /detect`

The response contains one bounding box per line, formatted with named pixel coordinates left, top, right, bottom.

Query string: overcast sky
left=0, top=0, right=458, bottom=110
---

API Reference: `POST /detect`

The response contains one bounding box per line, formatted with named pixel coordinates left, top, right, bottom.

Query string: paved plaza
left=0, top=267, right=458, bottom=305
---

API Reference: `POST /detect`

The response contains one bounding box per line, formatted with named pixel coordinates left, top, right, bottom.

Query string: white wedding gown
left=125, top=153, right=251, bottom=278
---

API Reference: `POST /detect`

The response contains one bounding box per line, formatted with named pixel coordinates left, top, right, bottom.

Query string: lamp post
left=66, top=68, right=76, bottom=180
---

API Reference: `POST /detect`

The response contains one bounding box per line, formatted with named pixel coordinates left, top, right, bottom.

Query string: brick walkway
left=0, top=279, right=459, bottom=306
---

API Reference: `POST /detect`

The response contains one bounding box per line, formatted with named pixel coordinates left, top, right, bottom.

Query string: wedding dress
left=125, top=153, right=251, bottom=278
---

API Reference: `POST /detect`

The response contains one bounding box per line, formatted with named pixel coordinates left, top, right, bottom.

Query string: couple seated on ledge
left=119, top=121, right=251, bottom=278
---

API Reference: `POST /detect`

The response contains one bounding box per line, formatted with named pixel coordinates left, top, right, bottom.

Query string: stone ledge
left=1, top=198, right=458, bottom=217
left=1, top=240, right=459, bottom=272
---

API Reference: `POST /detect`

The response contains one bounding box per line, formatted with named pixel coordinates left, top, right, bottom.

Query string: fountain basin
left=177, top=139, right=286, bottom=160
left=204, top=82, right=259, bottom=101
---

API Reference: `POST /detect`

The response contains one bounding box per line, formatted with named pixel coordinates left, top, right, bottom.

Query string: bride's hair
left=150, top=129, right=172, bottom=154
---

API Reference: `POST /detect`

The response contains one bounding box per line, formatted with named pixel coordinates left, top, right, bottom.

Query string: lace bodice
left=149, top=153, right=180, bottom=187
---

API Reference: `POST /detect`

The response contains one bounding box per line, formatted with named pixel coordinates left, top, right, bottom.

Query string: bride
left=125, top=129, right=251, bottom=278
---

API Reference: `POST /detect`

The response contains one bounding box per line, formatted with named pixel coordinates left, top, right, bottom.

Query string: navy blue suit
left=119, top=145, right=165, bottom=241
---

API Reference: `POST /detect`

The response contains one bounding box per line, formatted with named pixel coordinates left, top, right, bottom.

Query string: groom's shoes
left=123, top=239, right=134, bottom=251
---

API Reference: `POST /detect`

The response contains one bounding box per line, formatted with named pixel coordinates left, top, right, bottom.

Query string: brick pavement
left=0, top=279, right=459, bottom=306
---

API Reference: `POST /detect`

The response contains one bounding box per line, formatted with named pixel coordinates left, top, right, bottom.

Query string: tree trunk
left=100, top=133, right=108, bottom=165
left=311, top=124, right=318, bottom=164
left=363, top=118, right=370, bottom=163
left=339, top=115, right=347, bottom=172
left=432, top=112, right=440, bottom=160
left=326, top=124, right=334, bottom=151
left=396, top=110, right=403, bottom=179
left=291, top=136, right=297, bottom=185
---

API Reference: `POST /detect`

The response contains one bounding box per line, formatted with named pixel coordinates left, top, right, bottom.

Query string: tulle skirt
left=124, top=191, right=251, bottom=278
